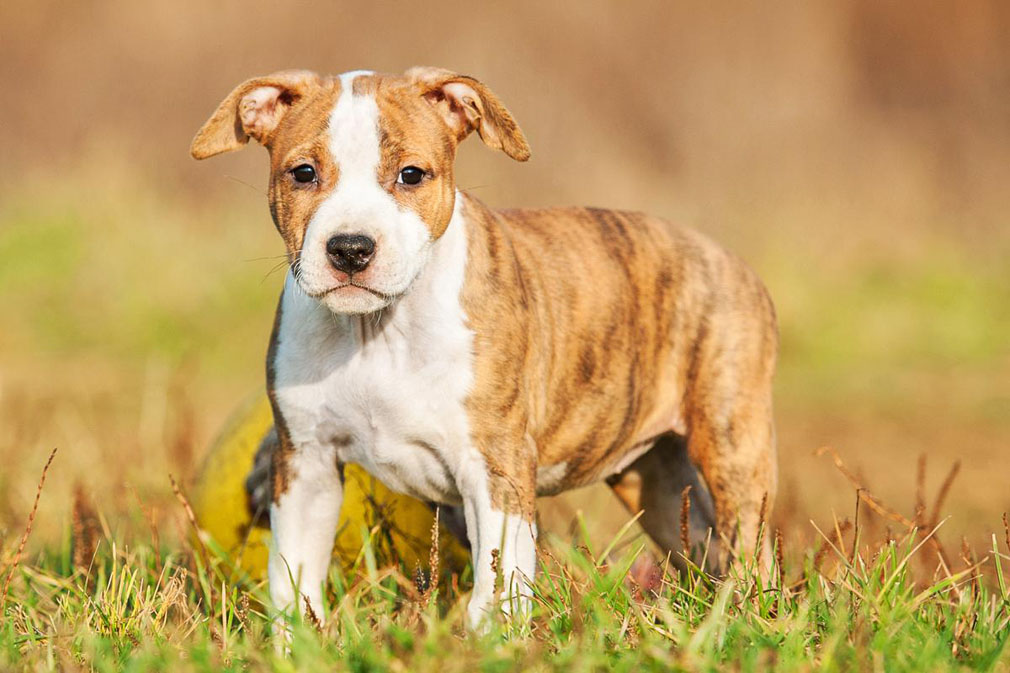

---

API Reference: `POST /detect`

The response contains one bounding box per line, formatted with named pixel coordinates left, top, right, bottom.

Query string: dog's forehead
left=344, top=71, right=433, bottom=118
left=270, top=71, right=443, bottom=162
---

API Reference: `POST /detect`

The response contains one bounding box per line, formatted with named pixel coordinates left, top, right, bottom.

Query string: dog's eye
left=397, top=166, right=425, bottom=186
left=291, top=164, right=317, bottom=184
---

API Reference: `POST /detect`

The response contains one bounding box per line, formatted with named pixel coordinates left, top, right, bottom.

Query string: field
left=2, top=1, right=1009, bottom=670
left=3, top=486, right=1010, bottom=671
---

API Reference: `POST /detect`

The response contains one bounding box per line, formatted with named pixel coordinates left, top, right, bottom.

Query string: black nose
left=326, top=234, right=375, bottom=273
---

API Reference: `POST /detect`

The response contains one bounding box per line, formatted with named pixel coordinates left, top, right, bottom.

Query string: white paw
left=466, top=596, right=494, bottom=632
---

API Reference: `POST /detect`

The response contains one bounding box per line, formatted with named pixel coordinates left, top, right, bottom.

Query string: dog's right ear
left=190, top=70, right=321, bottom=160
left=407, top=67, right=531, bottom=162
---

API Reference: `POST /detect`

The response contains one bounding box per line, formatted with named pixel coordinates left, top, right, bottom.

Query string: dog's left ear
left=408, top=67, right=531, bottom=162
left=190, top=70, right=322, bottom=160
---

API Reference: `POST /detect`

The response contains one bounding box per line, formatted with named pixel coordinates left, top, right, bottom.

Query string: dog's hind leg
left=684, top=403, right=776, bottom=575
left=683, top=315, right=778, bottom=574
left=685, top=395, right=777, bottom=575
left=607, top=434, right=720, bottom=573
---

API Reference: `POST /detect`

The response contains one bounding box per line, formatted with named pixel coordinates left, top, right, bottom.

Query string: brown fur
left=459, top=197, right=778, bottom=569
left=192, top=67, right=777, bottom=572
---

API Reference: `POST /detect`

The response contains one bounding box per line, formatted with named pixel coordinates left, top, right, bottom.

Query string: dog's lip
left=307, top=282, right=395, bottom=302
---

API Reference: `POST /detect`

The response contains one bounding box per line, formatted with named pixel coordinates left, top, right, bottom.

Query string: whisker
left=225, top=175, right=267, bottom=195
left=261, top=259, right=291, bottom=283
left=244, top=254, right=290, bottom=263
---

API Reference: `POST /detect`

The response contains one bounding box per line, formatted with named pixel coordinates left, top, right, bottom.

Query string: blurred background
left=1, top=1, right=1007, bottom=554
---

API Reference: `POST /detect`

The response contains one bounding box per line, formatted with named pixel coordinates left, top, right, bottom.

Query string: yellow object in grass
left=190, top=391, right=468, bottom=579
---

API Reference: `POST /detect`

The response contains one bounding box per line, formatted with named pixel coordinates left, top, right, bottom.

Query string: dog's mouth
left=306, top=281, right=397, bottom=303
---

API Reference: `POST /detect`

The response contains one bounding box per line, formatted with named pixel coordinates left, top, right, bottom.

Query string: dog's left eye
left=291, top=164, right=317, bottom=184
left=397, top=166, right=425, bottom=185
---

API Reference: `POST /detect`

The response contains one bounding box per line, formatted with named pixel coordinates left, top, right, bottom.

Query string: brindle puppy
left=192, top=67, right=777, bottom=627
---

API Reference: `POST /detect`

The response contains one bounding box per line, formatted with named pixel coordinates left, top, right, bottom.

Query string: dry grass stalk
left=754, top=492, right=769, bottom=560
left=813, top=519, right=852, bottom=573
left=819, top=448, right=957, bottom=580
left=1003, top=512, right=1010, bottom=554
left=850, top=488, right=862, bottom=565
left=816, top=447, right=915, bottom=528
left=237, top=592, right=251, bottom=632
left=169, top=473, right=209, bottom=566
left=831, top=509, right=848, bottom=560
left=821, top=447, right=962, bottom=581
left=927, top=460, right=961, bottom=529
left=679, top=485, right=692, bottom=561
left=303, top=595, right=322, bottom=631
left=914, top=454, right=927, bottom=527
left=960, top=537, right=981, bottom=596
left=774, top=528, right=785, bottom=591
left=71, top=484, right=101, bottom=573
left=1, top=448, right=57, bottom=606
left=421, top=506, right=441, bottom=609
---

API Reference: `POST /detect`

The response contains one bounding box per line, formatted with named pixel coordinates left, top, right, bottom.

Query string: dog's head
left=191, top=68, right=530, bottom=314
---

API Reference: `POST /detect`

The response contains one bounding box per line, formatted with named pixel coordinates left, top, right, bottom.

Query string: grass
left=3, top=478, right=1010, bottom=672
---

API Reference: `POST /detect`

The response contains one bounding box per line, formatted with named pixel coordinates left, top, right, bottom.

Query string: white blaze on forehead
left=330, top=71, right=381, bottom=188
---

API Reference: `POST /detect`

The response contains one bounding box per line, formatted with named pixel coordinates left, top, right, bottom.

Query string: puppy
left=191, top=67, right=778, bottom=626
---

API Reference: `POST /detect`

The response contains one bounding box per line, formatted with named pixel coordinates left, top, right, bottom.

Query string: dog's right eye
left=291, top=164, right=317, bottom=184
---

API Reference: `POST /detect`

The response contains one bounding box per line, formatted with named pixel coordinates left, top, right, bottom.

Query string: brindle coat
left=193, top=67, right=777, bottom=578
left=459, top=197, right=777, bottom=568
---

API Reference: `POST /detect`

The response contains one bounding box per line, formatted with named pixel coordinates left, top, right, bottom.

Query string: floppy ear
left=407, top=67, right=531, bottom=162
left=190, top=70, right=322, bottom=160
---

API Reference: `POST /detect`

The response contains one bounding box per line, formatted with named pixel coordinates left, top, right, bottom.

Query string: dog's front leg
left=459, top=455, right=537, bottom=628
left=268, top=444, right=343, bottom=625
